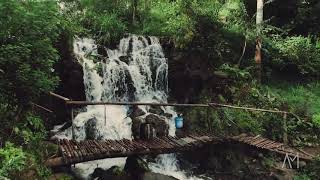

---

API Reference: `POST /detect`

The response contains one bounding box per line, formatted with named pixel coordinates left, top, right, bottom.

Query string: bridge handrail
left=50, top=91, right=299, bottom=144
left=49, top=92, right=70, bottom=101
left=49, top=91, right=298, bottom=117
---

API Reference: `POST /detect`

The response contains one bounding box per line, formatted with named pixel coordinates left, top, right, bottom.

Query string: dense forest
left=0, top=0, right=320, bottom=179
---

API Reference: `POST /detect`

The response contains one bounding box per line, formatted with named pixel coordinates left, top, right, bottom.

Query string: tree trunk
left=132, top=0, right=138, bottom=25
left=255, top=0, right=263, bottom=83
left=256, top=0, right=264, bottom=33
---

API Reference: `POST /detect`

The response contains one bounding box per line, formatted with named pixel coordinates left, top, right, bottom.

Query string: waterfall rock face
left=53, top=35, right=192, bottom=179
left=53, top=35, right=176, bottom=140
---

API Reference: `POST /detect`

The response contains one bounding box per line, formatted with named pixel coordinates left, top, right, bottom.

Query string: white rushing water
left=53, top=35, right=202, bottom=179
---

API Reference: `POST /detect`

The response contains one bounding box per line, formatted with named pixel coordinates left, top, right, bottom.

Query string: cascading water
left=53, top=35, right=203, bottom=179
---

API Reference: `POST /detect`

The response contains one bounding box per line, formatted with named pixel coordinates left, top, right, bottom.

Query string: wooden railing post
left=283, top=112, right=288, bottom=145
left=206, top=106, right=212, bottom=132
left=104, top=105, right=107, bottom=126
left=71, top=107, right=75, bottom=140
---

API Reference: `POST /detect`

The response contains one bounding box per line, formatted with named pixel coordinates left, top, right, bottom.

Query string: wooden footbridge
left=46, top=132, right=314, bottom=167
left=42, top=92, right=314, bottom=167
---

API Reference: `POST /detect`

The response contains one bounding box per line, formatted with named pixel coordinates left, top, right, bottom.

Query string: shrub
left=0, top=143, right=27, bottom=178
left=312, top=114, right=320, bottom=128
left=142, top=0, right=195, bottom=47
left=271, top=36, right=320, bottom=77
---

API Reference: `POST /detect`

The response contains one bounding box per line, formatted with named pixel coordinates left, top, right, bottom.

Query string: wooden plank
left=72, top=140, right=85, bottom=162
left=99, top=141, right=112, bottom=154
left=106, top=140, right=122, bottom=153
left=62, top=139, right=73, bottom=158
left=69, top=140, right=81, bottom=162
left=103, top=140, right=120, bottom=152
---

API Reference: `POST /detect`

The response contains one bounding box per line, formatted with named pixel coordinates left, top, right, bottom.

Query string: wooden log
left=105, top=140, right=122, bottom=153
left=66, top=101, right=209, bottom=107
left=71, top=140, right=84, bottom=162
left=209, top=103, right=287, bottom=114
left=283, top=113, right=288, bottom=145
left=31, top=102, right=53, bottom=113
left=45, top=157, right=65, bottom=167
left=49, top=92, right=70, bottom=101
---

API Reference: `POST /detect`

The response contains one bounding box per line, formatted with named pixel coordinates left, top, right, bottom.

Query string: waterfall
left=53, top=35, right=203, bottom=180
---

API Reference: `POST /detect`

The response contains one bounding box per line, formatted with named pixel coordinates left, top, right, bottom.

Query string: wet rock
left=149, top=106, right=165, bottom=115
left=131, top=117, right=145, bottom=139
left=129, top=106, right=146, bottom=118
left=140, top=123, right=156, bottom=140
left=163, top=113, right=173, bottom=119
left=119, top=55, right=132, bottom=65
left=85, top=117, right=97, bottom=140
left=50, top=122, right=72, bottom=137
left=145, top=114, right=169, bottom=137
left=141, top=172, right=178, bottom=180
left=91, top=167, right=130, bottom=180
left=124, top=156, right=150, bottom=174
left=300, top=161, right=307, bottom=168
left=105, top=166, right=124, bottom=176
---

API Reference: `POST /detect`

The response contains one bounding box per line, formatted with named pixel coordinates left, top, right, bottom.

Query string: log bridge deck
left=46, top=133, right=314, bottom=167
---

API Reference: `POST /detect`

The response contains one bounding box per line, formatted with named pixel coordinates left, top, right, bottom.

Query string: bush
left=142, top=0, right=195, bottom=47
left=265, top=82, right=320, bottom=144
left=271, top=36, right=320, bottom=77
left=0, top=143, right=27, bottom=178
left=81, top=11, right=127, bottom=44
left=312, top=114, right=320, bottom=128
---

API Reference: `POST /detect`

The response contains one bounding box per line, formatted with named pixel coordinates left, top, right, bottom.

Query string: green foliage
left=14, top=113, right=46, bottom=148
left=263, top=82, right=320, bottom=144
left=0, top=0, right=63, bottom=105
left=142, top=0, right=195, bottom=47
left=62, top=0, right=250, bottom=48
left=297, top=156, right=320, bottom=179
left=218, top=64, right=252, bottom=82
left=0, top=141, right=52, bottom=179
left=312, top=114, right=320, bottom=128
left=80, top=10, right=127, bottom=44
left=293, top=174, right=312, bottom=180
left=268, top=82, right=320, bottom=117
left=271, top=36, right=320, bottom=76
left=0, top=143, right=27, bottom=178
left=261, top=156, right=275, bottom=169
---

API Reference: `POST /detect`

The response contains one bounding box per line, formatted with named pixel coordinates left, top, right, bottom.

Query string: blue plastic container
left=175, top=116, right=183, bottom=129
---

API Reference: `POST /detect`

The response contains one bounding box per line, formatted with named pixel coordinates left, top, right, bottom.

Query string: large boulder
left=129, top=105, right=146, bottom=119
left=90, top=167, right=130, bottom=180
left=141, top=172, right=178, bottom=180
left=149, top=106, right=165, bottom=115
left=145, top=114, right=169, bottom=137
left=124, top=156, right=150, bottom=174
left=119, top=55, right=132, bottom=65
left=131, top=117, right=145, bottom=139
left=148, top=106, right=173, bottom=119
left=85, top=117, right=98, bottom=140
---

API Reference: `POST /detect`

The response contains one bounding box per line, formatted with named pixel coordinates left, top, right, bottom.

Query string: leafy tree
left=0, top=0, right=62, bottom=107
left=0, top=1, right=70, bottom=178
